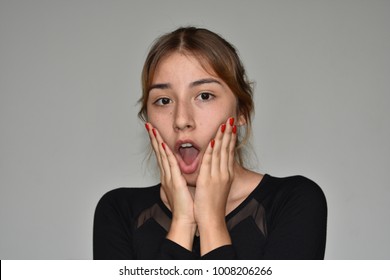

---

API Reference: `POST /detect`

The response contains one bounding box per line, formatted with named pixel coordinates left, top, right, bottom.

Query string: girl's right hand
left=145, top=123, right=197, bottom=250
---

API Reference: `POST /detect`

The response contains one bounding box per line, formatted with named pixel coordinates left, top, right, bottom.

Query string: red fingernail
left=211, top=139, right=215, bottom=148
left=233, top=125, right=237, bottom=134
left=221, top=124, right=226, bottom=133
left=152, top=128, right=157, bottom=137
left=145, top=123, right=150, bottom=131
left=162, top=143, right=166, bottom=150
left=229, top=117, right=235, bottom=126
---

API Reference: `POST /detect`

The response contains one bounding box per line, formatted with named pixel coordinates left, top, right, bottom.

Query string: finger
left=162, top=140, right=186, bottom=187
left=228, top=125, right=237, bottom=176
left=220, top=118, right=234, bottom=173
left=210, top=122, right=225, bottom=176
left=212, top=117, right=235, bottom=176
left=145, top=123, right=164, bottom=175
left=153, top=127, right=173, bottom=182
left=146, top=123, right=169, bottom=181
left=199, top=138, right=214, bottom=179
left=148, top=125, right=187, bottom=189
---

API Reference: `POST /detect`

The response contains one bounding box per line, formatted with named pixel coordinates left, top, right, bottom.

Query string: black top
left=93, top=174, right=327, bottom=259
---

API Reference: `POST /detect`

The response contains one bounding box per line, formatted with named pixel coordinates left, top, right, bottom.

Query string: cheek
left=147, top=107, right=170, bottom=124
left=199, top=104, right=235, bottom=125
left=147, top=109, right=173, bottom=140
left=197, top=115, right=224, bottom=141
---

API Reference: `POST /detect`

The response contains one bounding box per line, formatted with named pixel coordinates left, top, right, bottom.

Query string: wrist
left=166, top=219, right=197, bottom=251
left=197, top=221, right=231, bottom=256
left=196, top=214, right=225, bottom=229
left=197, top=217, right=227, bottom=235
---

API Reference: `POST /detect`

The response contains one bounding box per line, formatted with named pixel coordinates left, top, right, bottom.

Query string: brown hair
left=138, top=27, right=254, bottom=165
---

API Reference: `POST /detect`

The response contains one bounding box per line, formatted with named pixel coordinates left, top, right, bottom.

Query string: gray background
left=1, top=0, right=389, bottom=259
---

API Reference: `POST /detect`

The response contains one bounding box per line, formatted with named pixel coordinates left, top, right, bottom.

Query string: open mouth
left=176, top=141, right=200, bottom=174
left=179, top=143, right=200, bottom=165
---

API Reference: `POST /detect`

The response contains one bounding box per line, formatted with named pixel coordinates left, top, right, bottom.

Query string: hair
left=138, top=27, right=254, bottom=166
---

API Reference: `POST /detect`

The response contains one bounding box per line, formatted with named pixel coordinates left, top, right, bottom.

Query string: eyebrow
left=149, top=83, right=170, bottom=91
left=190, top=78, right=222, bottom=87
left=149, top=78, right=222, bottom=92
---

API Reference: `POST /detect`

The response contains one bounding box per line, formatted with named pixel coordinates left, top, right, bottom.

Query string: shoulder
left=95, top=184, right=161, bottom=217
left=255, top=175, right=327, bottom=259
left=261, top=174, right=327, bottom=212
left=264, top=174, right=325, bottom=197
left=98, top=185, right=161, bottom=203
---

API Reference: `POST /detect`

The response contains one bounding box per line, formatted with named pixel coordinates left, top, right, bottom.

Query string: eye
left=154, top=97, right=172, bottom=106
left=197, top=92, right=214, bottom=101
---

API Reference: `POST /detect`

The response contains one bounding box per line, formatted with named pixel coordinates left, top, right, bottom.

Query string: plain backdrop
left=1, top=0, right=389, bottom=259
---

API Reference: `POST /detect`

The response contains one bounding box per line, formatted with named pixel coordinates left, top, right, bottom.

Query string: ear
left=236, top=114, right=246, bottom=126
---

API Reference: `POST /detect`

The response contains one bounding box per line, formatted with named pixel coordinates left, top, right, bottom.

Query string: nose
left=173, top=100, right=195, bottom=131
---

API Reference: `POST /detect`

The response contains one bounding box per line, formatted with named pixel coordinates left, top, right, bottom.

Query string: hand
left=145, top=123, right=196, bottom=250
left=194, top=117, right=237, bottom=254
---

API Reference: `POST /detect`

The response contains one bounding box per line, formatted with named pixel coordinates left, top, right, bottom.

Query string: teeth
left=180, top=143, right=193, bottom=148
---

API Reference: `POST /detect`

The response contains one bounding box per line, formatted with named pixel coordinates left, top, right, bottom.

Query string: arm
left=93, top=188, right=198, bottom=260
left=195, top=119, right=237, bottom=256
left=263, top=178, right=327, bottom=259
left=146, top=123, right=197, bottom=254
left=93, top=189, right=135, bottom=260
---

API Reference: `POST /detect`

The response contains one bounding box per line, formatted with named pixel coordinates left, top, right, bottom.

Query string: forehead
left=152, top=52, right=217, bottom=82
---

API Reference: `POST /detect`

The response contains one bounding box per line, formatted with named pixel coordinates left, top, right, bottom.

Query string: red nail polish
left=229, top=117, right=235, bottom=126
left=162, top=143, right=166, bottom=150
left=145, top=123, right=150, bottom=131
left=221, top=124, right=226, bottom=133
left=232, top=125, right=237, bottom=134
left=152, top=128, right=157, bottom=137
left=211, top=139, right=215, bottom=148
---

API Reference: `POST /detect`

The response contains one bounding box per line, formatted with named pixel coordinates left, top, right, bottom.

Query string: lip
left=174, top=139, right=201, bottom=174
left=174, top=139, right=201, bottom=152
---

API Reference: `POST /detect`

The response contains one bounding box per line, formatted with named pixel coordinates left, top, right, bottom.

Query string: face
left=147, top=52, right=241, bottom=186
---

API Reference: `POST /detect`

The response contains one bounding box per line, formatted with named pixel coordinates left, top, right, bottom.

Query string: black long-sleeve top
left=93, top=174, right=327, bottom=259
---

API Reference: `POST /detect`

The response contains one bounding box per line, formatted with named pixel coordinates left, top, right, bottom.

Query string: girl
left=93, top=27, right=327, bottom=259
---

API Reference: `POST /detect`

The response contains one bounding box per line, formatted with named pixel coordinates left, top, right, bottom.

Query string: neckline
left=157, top=174, right=269, bottom=221
left=225, top=173, right=268, bottom=221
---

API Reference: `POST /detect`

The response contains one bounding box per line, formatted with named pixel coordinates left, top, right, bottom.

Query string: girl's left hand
left=194, top=117, right=237, bottom=254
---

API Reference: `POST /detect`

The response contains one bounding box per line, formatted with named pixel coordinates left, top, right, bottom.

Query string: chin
left=183, top=173, right=198, bottom=187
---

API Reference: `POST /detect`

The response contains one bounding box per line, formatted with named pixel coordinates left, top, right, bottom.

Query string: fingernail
left=211, top=139, right=215, bottom=148
left=152, top=128, right=157, bottom=137
left=145, top=123, right=150, bottom=131
left=229, top=117, right=235, bottom=126
left=221, top=124, right=226, bottom=133
left=162, top=143, right=166, bottom=150
left=233, top=125, right=237, bottom=134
